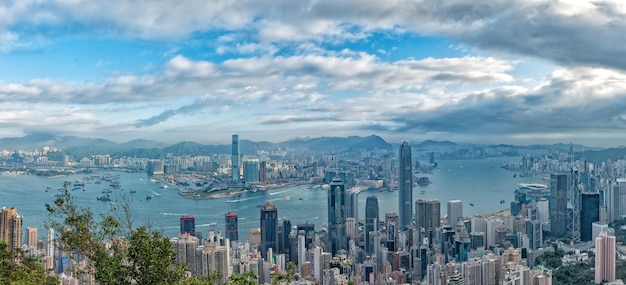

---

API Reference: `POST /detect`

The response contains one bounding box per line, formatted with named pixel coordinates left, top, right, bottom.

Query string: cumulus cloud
left=2, top=0, right=625, bottom=70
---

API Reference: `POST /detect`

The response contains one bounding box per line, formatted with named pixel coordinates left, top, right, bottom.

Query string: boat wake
left=159, top=212, right=188, bottom=216
left=269, top=189, right=291, bottom=196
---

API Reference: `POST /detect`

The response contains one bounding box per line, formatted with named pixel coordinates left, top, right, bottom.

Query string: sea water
left=0, top=157, right=542, bottom=242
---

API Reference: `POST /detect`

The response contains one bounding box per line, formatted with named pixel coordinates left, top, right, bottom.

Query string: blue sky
left=1, top=0, right=626, bottom=147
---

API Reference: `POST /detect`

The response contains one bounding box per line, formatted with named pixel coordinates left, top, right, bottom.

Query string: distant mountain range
left=0, top=133, right=619, bottom=161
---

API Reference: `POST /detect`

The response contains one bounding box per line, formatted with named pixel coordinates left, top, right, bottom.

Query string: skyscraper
left=0, top=207, right=22, bottom=251
left=365, top=195, right=379, bottom=255
left=595, top=231, right=616, bottom=284
left=549, top=174, right=568, bottom=240
left=385, top=212, right=399, bottom=252
left=225, top=211, right=238, bottom=242
left=581, top=193, right=600, bottom=242
left=328, top=177, right=347, bottom=255
left=180, top=215, right=196, bottom=236
left=399, top=141, right=413, bottom=229
left=27, top=227, right=38, bottom=249
left=447, top=200, right=463, bottom=226
left=243, top=160, right=260, bottom=184
left=231, top=134, right=240, bottom=184
left=260, top=201, right=278, bottom=259
left=416, top=199, right=441, bottom=234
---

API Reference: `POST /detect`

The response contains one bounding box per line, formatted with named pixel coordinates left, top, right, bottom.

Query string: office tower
left=416, top=199, right=441, bottom=234
left=618, top=178, right=626, bottom=218
left=298, top=231, right=306, bottom=271
left=0, top=207, right=22, bottom=251
left=328, top=178, right=347, bottom=255
left=581, top=193, right=600, bottom=242
left=180, top=215, right=196, bottom=236
left=282, top=218, right=292, bottom=257
left=469, top=232, right=485, bottom=250
left=526, top=220, right=542, bottom=250
left=346, top=218, right=357, bottom=241
left=537, top=198, right=549, bottom=223
left=260, top=201, right=278, bottom=259
left=259, top=161, right=267, bottom=183
left=447, top=200, right=463, bottom=226
left=365, top=195, right=379, bottom=255
left=225, top=210, right=238, bottom=242
left=398, top=141, right=413, bottom=229
left=297, top=223, right=315, bottom=249
left=549, top=174, right=568, bottom=240
left=244, top=160, right=260, bottom=184
left=606, top=184, right=621, bottom=223
left=231, top=134, right=240, bottom=184
left=485, top=218, right=503, bottom=248
left=346, top=191, right=359, bottom=220
left=595, top=231, right=616, bottom=284
left=568, top=168, right=581, bottom=241
left=592, top=222, right=611, bottom=242
left=385, top=212, right=399, bottom=252
left=382, top=155, right=392, bottom=186
left=27, top=227, right=38, bottom=249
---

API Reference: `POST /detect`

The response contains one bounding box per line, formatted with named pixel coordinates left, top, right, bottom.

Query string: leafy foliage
left=229, top=271, right=259, bottom=285
left=45, top=193, right=202, bottom=284
left=0, top=240, right=58, bottom=285
left=551, top=260, right=595, bottom=285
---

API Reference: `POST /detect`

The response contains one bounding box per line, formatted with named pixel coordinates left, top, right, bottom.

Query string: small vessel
left=285, top=195, right=291, bottom=200
left=159, top=185, right=168, bottom=189
left=469, top=203, right=474, bottom=206
left=193, top=193, right=201, bottom=199
left=208, top=222, right=217, bottom=226
left=54, top=192, right=65, bottom=198
left=298, top=198, right=303, bottom=201
left=102, top=189, right=112, bottom=193
left=97, top=194, right=111, bottom=201
left=130, top=190, right=137, bottom=193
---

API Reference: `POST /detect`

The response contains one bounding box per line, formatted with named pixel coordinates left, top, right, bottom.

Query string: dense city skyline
left=1, top=1, right=626, bottom=146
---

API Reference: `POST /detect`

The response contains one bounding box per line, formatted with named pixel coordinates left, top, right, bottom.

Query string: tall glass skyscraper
left=365, top=195, right=379, bottom=255
left=328, top=177, right=347, bottom=255
left=260, top=201, right=278, bottom=259
left=225, top=210, right=238, bottom=242
left=399, top=141, right=413, bottom=229
left=549, top=174, right=568, bottom=240
left=447, top=200, right=463, bottom=226
left=581, top=193, right=600, bottom=242
left=231, top=134, right=240, bottom=184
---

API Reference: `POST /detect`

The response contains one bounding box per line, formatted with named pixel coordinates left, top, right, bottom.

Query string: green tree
left=229, top=271, right=259, bottom=285
left=45, top=193, right=193, bottom=285
left=0, top=240, right=58, bottom=285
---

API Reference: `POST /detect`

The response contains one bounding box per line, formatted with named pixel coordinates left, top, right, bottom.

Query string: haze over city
left=1, top=1, right=625, bottom=146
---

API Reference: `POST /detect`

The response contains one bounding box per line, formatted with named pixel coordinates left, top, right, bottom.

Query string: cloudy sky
left=1, top=0, right=625, bottom=146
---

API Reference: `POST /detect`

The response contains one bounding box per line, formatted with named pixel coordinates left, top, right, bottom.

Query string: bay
left=0, top=157, right=542, bottom=242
